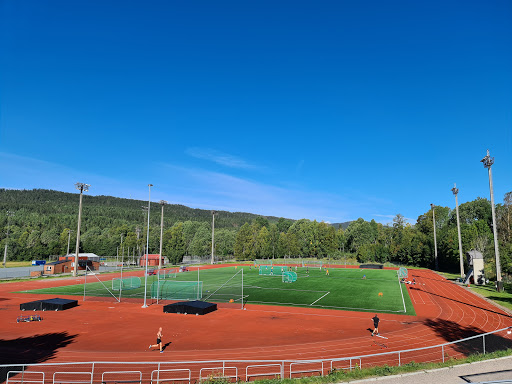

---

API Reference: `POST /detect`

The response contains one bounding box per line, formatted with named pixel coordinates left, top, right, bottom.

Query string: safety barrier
left=53, top=371, right=93, bottom=384
left=101, top=371, right=141, bottom=384
left=6, top=371, right=44, bottom=384
left=245, top=364, right=283, bottom=381
left=199, top=367, right=237, bottom=382
left=2, top=326, right=511, bottom=384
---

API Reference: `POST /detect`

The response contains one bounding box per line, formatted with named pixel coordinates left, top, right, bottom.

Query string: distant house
left=45, top=259, right=73, bottom=275
left=139, top=254, right=163, bottom=267
left=44, top=256, right=100, bottom=275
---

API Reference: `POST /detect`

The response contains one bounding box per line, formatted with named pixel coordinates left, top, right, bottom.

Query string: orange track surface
left=1, top=266, right=511, bottom=366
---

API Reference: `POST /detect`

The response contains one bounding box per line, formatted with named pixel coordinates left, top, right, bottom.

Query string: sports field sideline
left=19, top=265, right=415, bottom=314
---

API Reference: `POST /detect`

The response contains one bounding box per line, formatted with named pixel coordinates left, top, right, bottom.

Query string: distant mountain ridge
left=0, top=188, right=286, bottom=229
left=330, top=222, right=352, bottom=230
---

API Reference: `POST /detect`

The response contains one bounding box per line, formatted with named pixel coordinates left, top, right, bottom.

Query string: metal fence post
left=398, top=351, right=401, bottom=366
left=483, top=334, right=486, bottom=355
left=442, top=345, right=445, bottom=363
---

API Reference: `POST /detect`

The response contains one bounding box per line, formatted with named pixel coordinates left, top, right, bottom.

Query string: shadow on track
left=424, top=318, right=512, bottom=356
left=0, top=332, right=77, bottom=382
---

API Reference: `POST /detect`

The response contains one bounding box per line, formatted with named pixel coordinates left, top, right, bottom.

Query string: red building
left=44, top=256, right=99, bottom=275
left=139, top=254, right=163, bottom=267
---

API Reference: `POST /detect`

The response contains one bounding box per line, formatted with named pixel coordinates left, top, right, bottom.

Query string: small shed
left=467, top=250, right=485, bottom=285
left=140, top=254, right=164, bottom=267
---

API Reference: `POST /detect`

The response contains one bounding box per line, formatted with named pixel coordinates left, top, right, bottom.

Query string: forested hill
left=0, top=188, right=292, bottom=260
left=0, top=188, right=283, bottom=229
left=1, top=189, right=511, bottom=275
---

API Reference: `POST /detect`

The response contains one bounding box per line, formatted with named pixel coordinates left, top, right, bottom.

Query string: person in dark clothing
left=371, top=314, right=380, bottom=336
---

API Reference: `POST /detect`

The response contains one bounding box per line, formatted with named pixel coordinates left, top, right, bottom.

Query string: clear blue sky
left=1, top=0, right=511, bottom=225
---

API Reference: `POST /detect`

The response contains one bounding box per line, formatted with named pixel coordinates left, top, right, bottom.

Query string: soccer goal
left=259, top=265, right=289, bottom=275
left=112, top=276, right=141, bottom=291
left=151, top=281, right=203, bottom=301
left=157, top=269, right=176, bottom=280
left=254, top=259, right=273, bottom=266
left=397, top=267, right=408, bottom=279
left=302, top=259, right=323, bottom=269
left=203, top=268, right=245, bottom=308
left=282, top=271, right=297, bottom=283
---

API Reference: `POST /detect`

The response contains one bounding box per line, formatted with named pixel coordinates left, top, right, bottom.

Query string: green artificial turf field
left=19, top=265, right=416, bottom=315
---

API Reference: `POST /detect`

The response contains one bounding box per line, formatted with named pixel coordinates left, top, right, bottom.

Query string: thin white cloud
left=0, top=152, right=130, bottom=197
left=373, top=214, right=396, bottom=219
left=158, top=162, right=361, bottom=221
left=0, top=152, right=414, bottom=225
left=185, top=147, right=260, bottom=170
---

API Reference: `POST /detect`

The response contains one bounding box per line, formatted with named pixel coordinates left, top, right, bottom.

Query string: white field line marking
left=245, top=285, right=328, bottom=293
left=310, top=291, right=330, bottom=305
left=375, top=334, right=388, bottom=339
left=398, top=274, right=407, bottom=313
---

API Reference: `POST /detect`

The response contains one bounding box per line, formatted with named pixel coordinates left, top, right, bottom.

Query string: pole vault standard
left=451, top=184, right=464, bottom=278
left=142, top=184, right=153, bottom=308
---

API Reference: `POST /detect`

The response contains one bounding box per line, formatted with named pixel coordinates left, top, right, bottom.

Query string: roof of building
left=47, top=259, right=71, bottom=266
left=143, top=254, right=163, bottom=259
left=467, top=249, right=484, bottom=259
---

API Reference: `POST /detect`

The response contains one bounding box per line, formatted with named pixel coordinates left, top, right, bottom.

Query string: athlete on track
left=371, top=314, right=380, bottom=336
left=149, top=327, right=164, bottom=353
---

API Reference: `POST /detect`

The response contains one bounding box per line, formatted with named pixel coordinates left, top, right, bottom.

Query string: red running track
left=0, top=267, right=511, bottom=367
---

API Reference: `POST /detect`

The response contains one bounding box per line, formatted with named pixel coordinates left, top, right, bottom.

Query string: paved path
left=347, top=355, right=512, bottom=383
left=0, top=265, right=121, bottom=279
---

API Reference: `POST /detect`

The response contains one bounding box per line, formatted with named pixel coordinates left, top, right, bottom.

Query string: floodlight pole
left=211, top=211, right=216, bottom=264
left=159, top=200, right=167, bottom=269
left=481, top=149, right=502, bottom=291
left=142, top=184, right=153, bottom=308
left=73, top=183, right=90, bottom=277
left=451, top=184, right=464, bottom=278
left=2, top=211, right=14, bottom=268
left=66, top=229, right=73, bottom=256
left=431, top=204, right=438, bottom=270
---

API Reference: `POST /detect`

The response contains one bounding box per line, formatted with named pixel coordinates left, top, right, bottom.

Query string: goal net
left=157, top=269, right=176, bottom=279
left=112, top=276, right=141, bottom=290
left=254, top=259, right=273, bottom=266
left=282, top=271, right=297, bottom=283
left=202, top=268, right=245, bottom=307
left=302, top=259, right=323, bottom=268
left=151, top=281, right=203, bottom=301
left=259, top=265, right=289, bottom=275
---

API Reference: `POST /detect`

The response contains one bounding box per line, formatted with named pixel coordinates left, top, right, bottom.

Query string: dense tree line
left=1, top=189, right=511, bottom=278
left=0, top=189, right=282, bottom=261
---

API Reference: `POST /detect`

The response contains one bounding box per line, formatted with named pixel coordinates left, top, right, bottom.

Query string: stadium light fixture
left=159, top=200, right=167, bottom=269
left=211, top=211, right=216, bottom=264
left=73, top=183, right=90, bottom=277
left=451, top=184, right=464, bottom=278
left=431, top=203, right=438, bottom=270
left=142, top=184, right=153, bottom=308
left=2, top=211, right=14, bottom=268
left=481, top=149, right=502, bottom=291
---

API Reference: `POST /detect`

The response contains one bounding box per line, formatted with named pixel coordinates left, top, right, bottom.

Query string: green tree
left=165, top=222, right=186, bottom=264
left=189, top=223, right=211, bottom=257
left=256, top=226, right=271, bottom=258
left=234, top=223, right=253, bottom=260
left=345, top=218, right=374, bottom=253
left=215, top=228, right=236, bottom=259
